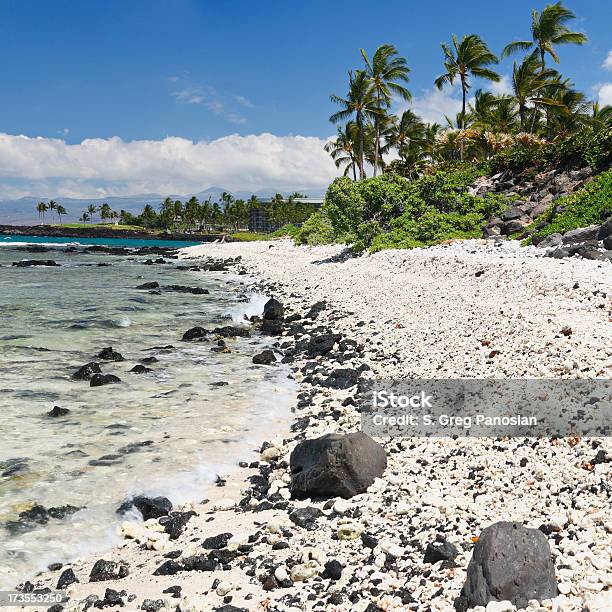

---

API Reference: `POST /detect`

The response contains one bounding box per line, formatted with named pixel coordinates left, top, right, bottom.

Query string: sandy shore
left=28, top=239, right=611, bottom=612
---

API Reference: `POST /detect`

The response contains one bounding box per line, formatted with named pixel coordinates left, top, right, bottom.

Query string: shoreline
left=22, top=239, right=612, bottom=611
left=0, top=225, right=229, bottom=243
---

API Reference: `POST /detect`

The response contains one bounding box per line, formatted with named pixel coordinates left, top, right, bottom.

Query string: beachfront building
left=248, top=198, right=324, bottom=233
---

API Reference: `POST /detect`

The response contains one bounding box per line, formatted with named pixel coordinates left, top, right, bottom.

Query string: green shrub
left=527, top=169, right=612, bottom=239
left=270, top=223, right=299, bottom=238
left=315, top=170, right=511, bottom=252
left=294, top=210, right=338, bottom=246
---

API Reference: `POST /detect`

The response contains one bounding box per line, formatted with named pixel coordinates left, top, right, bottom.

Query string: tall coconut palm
left=330, top=70, right=379, bottom=179
left=56, top=204, right=67, bottom=225
left=502, top=2, right=587, bottom=72
left=99, top=203, right=112, bottom=223
left=361, top=44, right=411, bottom=176
left=48, top=200, right=57, bottom=223
left=324, top=122, right=360, bottom=180
left=86, top=204, right=98, bottom=223
left=388, top=110, right=425, bottom=161
left=434, top=34, right=500, bottom=159
left=511, top=51, right=563, bottom=131
left=468, top=91, right=519, bottom=133
left=36, top=201, right=48, bottom=224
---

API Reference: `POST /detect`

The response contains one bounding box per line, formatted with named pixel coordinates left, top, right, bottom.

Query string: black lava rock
left=13, top=260, right=59, bottom=267
left=159, top=510, right=196, bottom=540
left=288, top=506, right=323, bottom=530
left=97, top=347, right=124, bottom=362
left=212, top=325, right=250, bottom=338
left=290, top=432, right=387, bottom=499
left=56, top=567, right=79, bottom=589
left=117, top=496, right=172, bottom=520
left=263, top=298, right=284, bottom=321
left=135, top=282, right=160, bottom=290
left=423, top=538, right=459, bottom=564
left=90, top=374, right=122, bottom=387
left=130, top=365, right=152, bottom=374
left=182, top=326, right=209, bottom=341
left=72, top=362, right=102, bottom=380
left=324, top=560, right=343, bottom=580
left=252, top=350, right=276, bottom=365
left=47, top=406, right=70, bottom=417
left=89, top=559, right=129, bottom=582
left=460, top=521, right=558, bottom=608
left=320, top=368, right=360, bottom=390
left=202, top=532, right=233, bottom=550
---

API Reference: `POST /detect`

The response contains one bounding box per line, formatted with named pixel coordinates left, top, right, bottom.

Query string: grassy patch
left=54, top=223, right=152, bottom=231
left=229, top=231, right=270, bottom=241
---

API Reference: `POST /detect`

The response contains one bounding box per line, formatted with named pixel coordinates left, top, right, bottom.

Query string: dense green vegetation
left=313, top=2, right=611, bottom=252
left=525, top=169, right=612, bottom=240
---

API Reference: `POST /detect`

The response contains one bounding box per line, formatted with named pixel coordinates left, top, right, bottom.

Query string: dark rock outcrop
left=135, top=282, right=160, bottom=290
left=182, top=326, right=209, bottom=341
left=130, top=364, right=152, bottom=374
left=97, top=347, right=124, bottom=362
left=89, top=559, right=129, bottom=582
left=57, top=568, right=79, bottom=589
left=90, top=374, right=122, bottom=387
left=47, top=406, right=70, bottom=417
left=252, top=350, right=276, bottom=365
left=72, top=362, right=102, bottom=380
left=263, top=298, right=284, bottom=321
left=460, top=521, right=558, bottom=608
left=290, top=432, right=387, bottom=499
left=12, top=260, right=59, bottom=267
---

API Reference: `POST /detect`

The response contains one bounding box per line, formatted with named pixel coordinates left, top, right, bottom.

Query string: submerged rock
left=460, top=521, right=558, bottom=608
left=166, top=284, right=209, bottom=295
left=47, top=405, right=70, bottom=417
left=252, top=350, right=276, bottom=365
left=135, top=281, right=160, bottom=290
left=12, top=260, right=59, bottom=267
left=72, top=362, right=102, bottom=381
left=90, top=374, right=122, bottom=387
left=182, top=326, right=209, bottom=341
left=97, top=347, right=125, bottom=362
left=130, top=364, right=152, bottom=374
left=290, top=432, right=387, bottom=499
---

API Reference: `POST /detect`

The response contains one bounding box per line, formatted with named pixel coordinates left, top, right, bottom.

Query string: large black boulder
left=97, top=347, right=124, bottom=362
left=307, top=333, right=340, bottom=356
left=460, top=521, right=558, bottom=608
left=89, top=559, right=129, bottom=582
left=72, top=362, right=102, bottom=380
left=90, top=374, right=121, bottom=387
left=290, top=432, right=387, bottom=499
left=320, top=368, right=360, bottom=389
left=263, top=298, right=284, bottom=321
left=57, top=567, right=79, bottom=589
left=182, top=326, right=209, bottom=341
left=252, top=350, right=276, bottom=365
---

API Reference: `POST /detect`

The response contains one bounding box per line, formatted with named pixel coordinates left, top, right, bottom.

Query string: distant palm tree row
left=35, top=200, right=67, bottom=224
left=327, top=2, right=609, bottom=176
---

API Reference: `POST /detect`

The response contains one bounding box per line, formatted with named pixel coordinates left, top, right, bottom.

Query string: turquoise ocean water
left=0, top=234, right=202, bottom=248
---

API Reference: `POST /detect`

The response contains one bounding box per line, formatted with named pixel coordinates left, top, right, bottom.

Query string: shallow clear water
left=0, top=245, right=294, bottom=588
left=0, top=234, right=203, bottom=248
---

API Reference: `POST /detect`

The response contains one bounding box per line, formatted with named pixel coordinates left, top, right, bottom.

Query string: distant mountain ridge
left=0, top=187, right=325, bottom=224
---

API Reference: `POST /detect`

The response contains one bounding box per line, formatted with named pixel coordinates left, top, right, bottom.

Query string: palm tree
left=502, top=2, right=587, bottom=72
left=79, top=212, right=90, bottom=223
left=109, top=210, right=120, bottom=225
left=56, top=204, right=67, bottom=225
left=330, top=70, right=379, bottom=179
left=86, top=204, right=98, bottom=223
left=435, top=34, right=500, bottom=159
left=99, top=203, right=112, bottom=223
left=468, top=91, right=519, bottom=133
left=589, top=103, right=612, bottom=132
left=388, top=110, right=426, bottom=162
left=48, top=200, right=57, bottom=223
left=36, top=202, right=48, bottom=224
left=324, top=122, right=360, bottom=180
left=361, top=44, right=411, bottom=176
left=511, top=51, right=563, bottom=131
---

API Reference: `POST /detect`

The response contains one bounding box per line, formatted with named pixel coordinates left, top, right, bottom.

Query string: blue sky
left=0, top=0, right=610, bottom=199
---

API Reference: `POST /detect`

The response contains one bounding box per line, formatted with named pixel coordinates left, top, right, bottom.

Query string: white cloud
left=396, top=86, right=474, bottom=125
left=173, top=88, right=205, bottom=105
left=488, top=75, right=512, bottom=96
left=235, top=95, right=254, bottom=108
left=597, top=82, right=612, bottom=105
left=0, top=132, right=338, bottom=198
left=603, top=50, right=612, bottom=71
